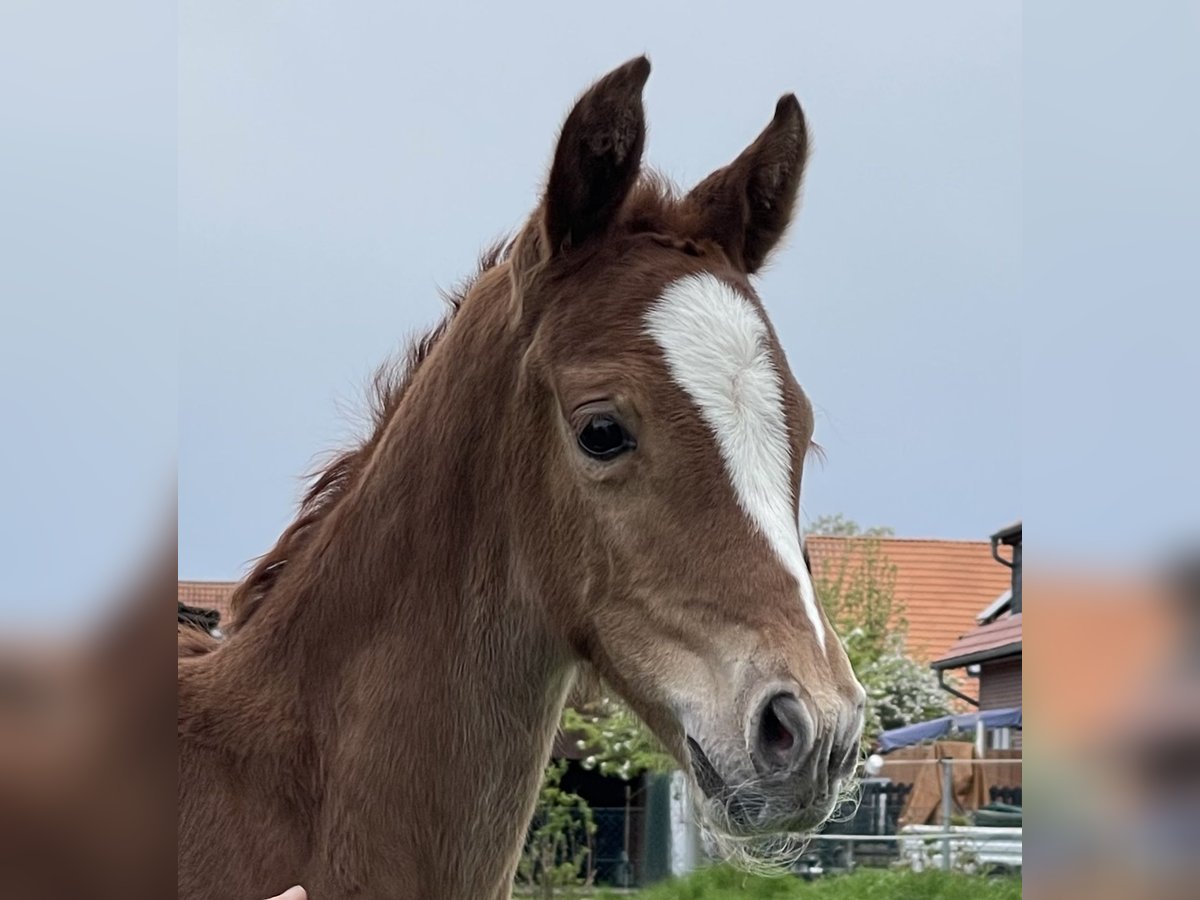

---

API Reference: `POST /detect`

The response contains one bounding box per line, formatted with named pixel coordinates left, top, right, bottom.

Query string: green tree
left=808, top=516, right=951, bottom=742
left=809, top=513, right=895, bottom=539
left=562, top=696, right=675, bottom=781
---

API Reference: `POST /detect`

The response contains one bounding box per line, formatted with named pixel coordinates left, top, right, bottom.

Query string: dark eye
left=578, top=415, right=635, bottom=461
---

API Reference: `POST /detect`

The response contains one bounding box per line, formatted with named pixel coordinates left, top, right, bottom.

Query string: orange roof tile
left=806, top=536, right=1012, bottom=662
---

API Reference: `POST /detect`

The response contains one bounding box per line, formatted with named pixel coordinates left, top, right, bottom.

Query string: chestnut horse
left=178, top=57, right=865, bottom=900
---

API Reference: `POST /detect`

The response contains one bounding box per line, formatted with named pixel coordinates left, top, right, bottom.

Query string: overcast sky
left=177, top=1, right=1021, bottom=580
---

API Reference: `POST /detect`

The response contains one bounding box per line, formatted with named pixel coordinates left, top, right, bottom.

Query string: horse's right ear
left=540, top=56, right=651, bottom=255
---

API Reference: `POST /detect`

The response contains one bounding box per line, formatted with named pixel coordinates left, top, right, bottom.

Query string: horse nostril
left=753, top=692, right=811, bottom=774
left=761, top=702, right=794, bottom=753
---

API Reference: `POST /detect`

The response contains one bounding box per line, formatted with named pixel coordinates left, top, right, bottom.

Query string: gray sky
left=178, top=1, right=1021, bottom=580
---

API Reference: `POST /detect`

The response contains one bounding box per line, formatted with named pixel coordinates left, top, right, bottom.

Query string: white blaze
left=644, top=273, right=825, bottom=650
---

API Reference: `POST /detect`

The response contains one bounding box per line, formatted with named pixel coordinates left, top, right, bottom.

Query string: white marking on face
left=644, top=273, right=825, bottom=650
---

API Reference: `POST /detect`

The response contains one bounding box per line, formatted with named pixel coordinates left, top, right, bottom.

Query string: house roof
left=178, top=580, right=237, bottom=624
left=931, top=612, right=1022, bottom=669
left=806, top=536, right=1013, bottom=662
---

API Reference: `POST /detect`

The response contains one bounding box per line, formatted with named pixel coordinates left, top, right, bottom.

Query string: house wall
left=979, top=655, right=1022, bottom=751
left=978, top=656, right=1022, bottom=710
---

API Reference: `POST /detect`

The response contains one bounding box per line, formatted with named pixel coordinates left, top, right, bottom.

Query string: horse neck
left=207, top=288, right=576, bottom=893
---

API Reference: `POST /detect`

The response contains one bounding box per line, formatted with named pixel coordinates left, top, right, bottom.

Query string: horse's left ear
left=684, top=94, right=809, bottom=274
left=541, top=56, right=651, bottom=254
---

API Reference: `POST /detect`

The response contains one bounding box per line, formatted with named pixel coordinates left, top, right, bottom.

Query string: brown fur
left=178, top=57, right=863, bottom=900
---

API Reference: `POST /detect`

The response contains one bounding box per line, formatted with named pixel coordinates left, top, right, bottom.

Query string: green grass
left=593, top=865, right=1021, bottom=900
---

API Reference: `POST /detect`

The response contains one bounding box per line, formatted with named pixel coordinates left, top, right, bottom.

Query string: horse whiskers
left=682, top=771, right=848, bottom=876
left=700, top=826, right=813, bottom=878
left=826, top=777, right=865, bottom=824
left=828, top=752, right=867, bottom=823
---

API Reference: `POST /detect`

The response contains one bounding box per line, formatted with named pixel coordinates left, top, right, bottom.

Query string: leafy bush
left=517, top=759, right=597, bottom=898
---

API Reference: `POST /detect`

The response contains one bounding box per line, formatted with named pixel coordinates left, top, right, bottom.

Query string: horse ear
left=684, top=95, right=809, bottom=273
left=541, top=56, right=651, bottom=254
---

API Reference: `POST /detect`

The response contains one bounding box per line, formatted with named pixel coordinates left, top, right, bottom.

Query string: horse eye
left=578, top=415, right=635, bottom=461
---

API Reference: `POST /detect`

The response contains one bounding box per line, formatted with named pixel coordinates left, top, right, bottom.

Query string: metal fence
left=520, top=804, right=643, bottom=888
left=524, top=759, right=1021, bottom=886
left=812, top=781, right=913, bottom=869
left=591, top=806, right=640, bottom=887
left=800, top=757, right=1023, bottom=875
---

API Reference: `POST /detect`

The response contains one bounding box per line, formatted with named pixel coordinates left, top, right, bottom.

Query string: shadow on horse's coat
left=178, top=56, right=865, bottom=900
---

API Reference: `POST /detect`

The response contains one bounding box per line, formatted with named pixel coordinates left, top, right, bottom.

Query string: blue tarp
left=878, top=706, right=1022, bottom=752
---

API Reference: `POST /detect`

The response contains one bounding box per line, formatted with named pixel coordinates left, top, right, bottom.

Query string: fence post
left=940, top=758, right=953, bottom=871
left=615, top=783, right=633, bottom=888
left=640, top=773, right=672, bottom=885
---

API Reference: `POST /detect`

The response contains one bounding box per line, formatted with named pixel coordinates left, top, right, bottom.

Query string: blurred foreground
left=0, top=535, right=176, bottom=900
left=1025, top=556, right=1200, bottom=900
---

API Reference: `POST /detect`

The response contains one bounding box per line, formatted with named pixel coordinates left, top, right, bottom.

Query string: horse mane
left=208, top=238, right=514, bottom=637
